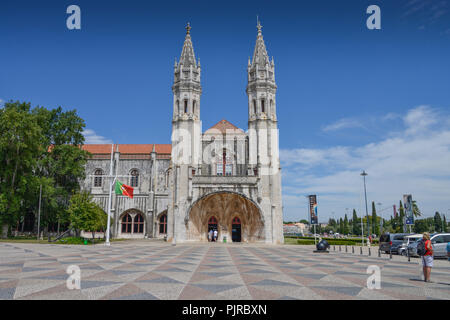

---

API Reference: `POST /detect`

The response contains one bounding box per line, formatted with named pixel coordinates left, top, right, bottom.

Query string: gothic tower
left=247, top=21, right=284, bottom=244
left=167, top=23, right=203, bottom=243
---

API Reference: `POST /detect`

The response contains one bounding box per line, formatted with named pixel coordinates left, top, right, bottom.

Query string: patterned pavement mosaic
left=0, top=240, right=449, bottom=300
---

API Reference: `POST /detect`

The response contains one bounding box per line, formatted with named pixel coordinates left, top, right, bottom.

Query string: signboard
left=308, top=195, right=318, bottom=225
left=403, top=194, right=414, bottom=225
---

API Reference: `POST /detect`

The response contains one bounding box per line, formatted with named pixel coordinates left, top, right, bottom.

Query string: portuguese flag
left=115, top=180, right=134, bottom=199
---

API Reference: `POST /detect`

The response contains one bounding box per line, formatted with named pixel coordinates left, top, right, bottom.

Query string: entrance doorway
left=231, top=217, right=241, bottom=242
left=208, top=216, right=218, bottom=232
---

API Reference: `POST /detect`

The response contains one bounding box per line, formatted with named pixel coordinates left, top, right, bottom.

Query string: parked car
left=407, top=237, right=422, bottom=257
left=431, top=233, right=450, bottom=258
left=408, top=233, right=450, bottom=258
left=398, top=234, right=422, bottom=256
left=379, top=233, right=412, bottom=254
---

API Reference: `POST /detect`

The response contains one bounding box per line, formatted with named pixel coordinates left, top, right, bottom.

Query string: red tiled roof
left=82, top=144, right=171, bottom=155
left=204, top=119, right=245, bottom=135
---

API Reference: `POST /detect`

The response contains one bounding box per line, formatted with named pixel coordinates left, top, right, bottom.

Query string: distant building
left=283, top=224, right=302, bottom=234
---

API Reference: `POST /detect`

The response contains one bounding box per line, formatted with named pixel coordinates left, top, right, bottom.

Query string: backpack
left=417, top=240, right=426, bottom=256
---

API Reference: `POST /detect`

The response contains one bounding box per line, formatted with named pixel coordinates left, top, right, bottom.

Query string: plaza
left=0, top=240, right=449, bottom=300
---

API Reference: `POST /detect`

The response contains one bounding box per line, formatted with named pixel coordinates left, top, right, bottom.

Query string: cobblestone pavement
left=0, top=241, right=449, bottom=300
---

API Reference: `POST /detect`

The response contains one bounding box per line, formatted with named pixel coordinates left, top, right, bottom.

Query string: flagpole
left=105, top=143, right=115, bottom=246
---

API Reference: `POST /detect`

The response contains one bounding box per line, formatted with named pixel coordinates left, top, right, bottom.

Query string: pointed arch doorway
left=208, top=216, right=218, bottom=232
left=231, top=217, right=241, bottom=242
left=187, top=191, right=264, bottom=242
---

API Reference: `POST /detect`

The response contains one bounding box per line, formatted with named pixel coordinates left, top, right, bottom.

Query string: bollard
left=360, top=246, right=363, bottom=255
left=368, top=247, right=371, bottom=256
left=378, top=249, right=381, bottom=257
left=334, top=245, right=336, bottom=251
left=345, top=245, right=348, bottom=253
left=339, top=245, right=341, bottom=252
left=408, top=249, right=410, bottom=262
left=389, top=249, right=392, bottom=259
left=352, top=246, right=354, bottom=254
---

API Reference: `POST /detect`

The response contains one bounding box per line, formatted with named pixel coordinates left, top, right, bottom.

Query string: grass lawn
left=0, top=237, right=128, bottom=245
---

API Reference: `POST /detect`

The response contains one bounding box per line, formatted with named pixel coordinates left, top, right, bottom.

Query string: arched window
left=184, top=100, right=188, bottom=113
left=94, top=169, right=103, bottom=187
left=208, top=216, right=218, bottom=232
left=253, top=100, right=257, bottom=114
left=130, top=169, right=139, bottom=187
left=121, top=214, right=132, bottom=233
left=177, top=100, right=180, bottom=114
left=261, top=99, right=265, bottom=113
left=270, top=99, right=274, bottom=114
left=232, top=217, right=241, bottom=225
left=192, top=100, right=196, bottom=114
left=134, top=214, right=144, bottom=233
left=159, top=214, right=167, bottom=234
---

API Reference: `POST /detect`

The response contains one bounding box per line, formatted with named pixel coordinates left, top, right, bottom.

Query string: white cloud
left=322, top=118, right=363, bottom=132
left=281, top=105, right=450, bottom=222
left=83, top=129, right=113, bottom=144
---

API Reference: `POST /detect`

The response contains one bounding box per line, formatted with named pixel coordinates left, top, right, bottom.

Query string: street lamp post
left=361, top=170, right=369, bottom=242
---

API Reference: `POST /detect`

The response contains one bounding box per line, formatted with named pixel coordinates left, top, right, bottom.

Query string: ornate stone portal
left=187, top=192, right=265, bottom=242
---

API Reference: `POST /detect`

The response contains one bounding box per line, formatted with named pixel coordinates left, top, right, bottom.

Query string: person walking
left=213, top=229, right=218, bottom=242
left=422, top=232, right=434, bottom=282
left=208, top=229, right=213, bottom=242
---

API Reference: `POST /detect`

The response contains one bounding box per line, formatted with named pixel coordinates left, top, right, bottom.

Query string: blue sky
left=1, top=0, right=450, bottom=222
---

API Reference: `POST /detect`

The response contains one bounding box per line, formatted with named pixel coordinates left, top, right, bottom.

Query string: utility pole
left=361, top=171, right=369, bottom=240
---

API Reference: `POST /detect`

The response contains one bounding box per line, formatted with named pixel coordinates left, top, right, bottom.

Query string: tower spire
left=179, top=22, right=197, bottom=67
left=251, top=19, right=269, bottom=67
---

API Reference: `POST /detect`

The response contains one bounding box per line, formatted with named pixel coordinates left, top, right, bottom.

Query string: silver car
left=408, top=233, right=450, bottom=258
left=431, top=233, right=450, bottom=258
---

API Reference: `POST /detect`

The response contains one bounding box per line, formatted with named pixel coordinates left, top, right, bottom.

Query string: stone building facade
left=81, top=22, right=283, bottom=244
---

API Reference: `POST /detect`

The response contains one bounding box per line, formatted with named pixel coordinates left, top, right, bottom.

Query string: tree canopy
left=0, top=101, right=90, bottom=236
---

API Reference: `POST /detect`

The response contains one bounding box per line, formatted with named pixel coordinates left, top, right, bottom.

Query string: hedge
left=286, top=236, right=378, bottom=244
left=294, top=239, right=379, bottom=246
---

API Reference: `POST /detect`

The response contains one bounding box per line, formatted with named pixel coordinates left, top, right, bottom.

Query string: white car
left=398, top=234, right=422, bottom=256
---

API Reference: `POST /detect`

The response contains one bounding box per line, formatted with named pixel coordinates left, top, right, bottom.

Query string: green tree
left=352, top=209, right=360, bottom=236
left=434, top=212, right=442, bottom=233
left=414, top=218, right=429, bottom=233
left=443, top=215, right=448, bottom=232
left=0, top=102, right=44, bottom=237
left=371, top=201, right=379, bottom=236
left=338, top=218, right=344, bottom=234
left=0, top=101, right=89, bottom=238
left=33, top=106, right=89, bottom=233
left=68, top=191, right=108, bottom=239
left=343, top=214, right=349, bottom=235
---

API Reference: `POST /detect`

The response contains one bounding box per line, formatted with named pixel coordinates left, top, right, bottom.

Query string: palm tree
left=412, top=200, right=421, bottom=217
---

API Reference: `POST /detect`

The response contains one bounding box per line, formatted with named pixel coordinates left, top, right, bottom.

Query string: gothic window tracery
left=159, top=214, right=167, bottom=234
left=130, top=169, right=139, bottom=187
left=121, top=214, right=132, bottom=233
left=94, top=169, right=103, bottom=187
left=133, top=214, right=144, bottom=233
